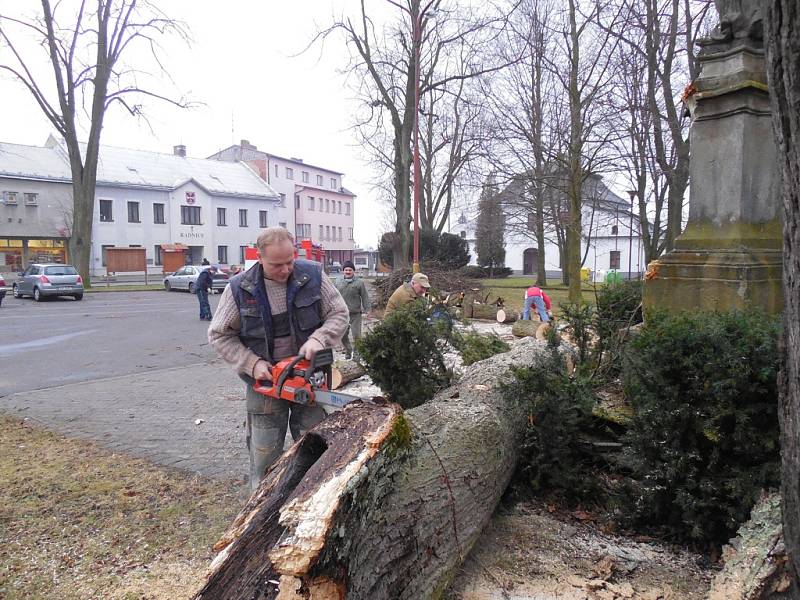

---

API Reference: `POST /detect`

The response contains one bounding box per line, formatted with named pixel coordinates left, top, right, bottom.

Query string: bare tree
left=0, top=0, right=189, bottom=284
left=765, top=0, right=800, bottom=583
left=318, top=0, right=509, bottom=268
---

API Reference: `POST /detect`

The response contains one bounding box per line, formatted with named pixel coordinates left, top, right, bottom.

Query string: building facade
left=209, top=140, right=356, bottom=267
left=0, top=138, right=281, bottom=276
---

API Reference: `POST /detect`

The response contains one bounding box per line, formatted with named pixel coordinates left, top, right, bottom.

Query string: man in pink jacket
left=523, top=285, right=551, bottom=322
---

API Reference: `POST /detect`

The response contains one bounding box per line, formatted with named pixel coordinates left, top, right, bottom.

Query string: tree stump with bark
left=192, top=338, right=551, bottom=600
left=512, top=319, right=539, bottom=337
left=331, top=360, right=367, bottom=390
left=470, top=303, right=498, bottom=320
left=496, top=308, right=519, bottom=323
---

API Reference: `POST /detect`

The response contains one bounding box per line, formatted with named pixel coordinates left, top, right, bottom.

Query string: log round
left=511, top=319, right=540, bottom=337
left=331, top=360, right=367, bottom=390
left=193, top=338, right=552, bottom=600
left=496, top=308, right=518, bottom=324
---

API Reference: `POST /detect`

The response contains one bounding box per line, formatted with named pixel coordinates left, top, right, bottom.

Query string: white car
left=163, top=266, right=229, bottom=293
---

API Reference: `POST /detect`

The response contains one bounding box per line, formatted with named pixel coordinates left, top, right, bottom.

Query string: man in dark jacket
left=196, top=265, right=216, bottom=321
left=208, top=228, right=349, bottom=490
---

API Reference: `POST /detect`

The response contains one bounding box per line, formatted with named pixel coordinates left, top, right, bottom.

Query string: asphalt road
left=0, top=290, right=222, bottom=396
left=0, top=290, right=251, bottom=480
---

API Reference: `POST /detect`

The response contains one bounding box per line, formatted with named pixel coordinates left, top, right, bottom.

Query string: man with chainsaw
left=208, top=227, right=349, bottom=490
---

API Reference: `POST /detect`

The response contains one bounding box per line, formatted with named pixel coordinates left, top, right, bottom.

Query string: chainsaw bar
left=312, top=389, right=362, bottom=409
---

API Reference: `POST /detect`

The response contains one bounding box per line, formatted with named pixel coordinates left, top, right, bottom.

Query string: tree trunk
left=331, top=360, right=367, bottom=390
left=470, top=303, right=498, bottom=320
left=511, top=319, right=540, bottom=338
left=193, top=339, right=548, bottom=599
left=765, top=0, right=800, bottom=583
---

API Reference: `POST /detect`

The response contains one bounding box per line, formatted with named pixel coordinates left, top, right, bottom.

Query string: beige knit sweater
left=207, top=271, right=349, bottom=377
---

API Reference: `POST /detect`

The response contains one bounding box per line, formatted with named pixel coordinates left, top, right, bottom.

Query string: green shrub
left=593, top=280, right=643, bottom=375
left=356, top=302, right=451, bottom=408
left=460, top=265, right=514, bottom=279
left=619, top=310, right=781, bottom=546
left=559, top=302, right=594, bottom=365
left=452, top=330, right=510, bottom=366
left=505, top=350, right=600, bottom=500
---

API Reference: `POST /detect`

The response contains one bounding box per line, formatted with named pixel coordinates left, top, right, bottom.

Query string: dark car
left=0, top=273, right=7, bottom=306
left=13, top=263, right=84, bottom=301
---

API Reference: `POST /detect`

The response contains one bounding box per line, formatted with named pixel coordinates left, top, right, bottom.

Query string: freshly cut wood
left=193, top=338, right=552, bottom=600
left=331, top=360, right=367, bottom=390
left=535, top=323, right=552, bottom=340
left=512, top=319, right=539, bottom=337
left=470, top=303, right=497, bottom=320
left=496, top=308, right=518, bottom=324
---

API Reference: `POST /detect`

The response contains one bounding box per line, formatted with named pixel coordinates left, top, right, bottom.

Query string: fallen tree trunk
left=193, top=337, right=551, bottom=600
left=512, top=319, right=539, bottom=337
left=470, top=303, right=497, bottom=320
left=496, top=308, right=518, bottom=324
left=331, top=360, right=366, bottom=390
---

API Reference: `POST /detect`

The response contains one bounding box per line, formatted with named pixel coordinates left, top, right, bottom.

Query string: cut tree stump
left=331, top=360, right=366, bottom=390
left=470, top=303, right=497, bottom=320
left=496, top=308, right=518, bottom=324
left=193, top=337, right=552, bottom=600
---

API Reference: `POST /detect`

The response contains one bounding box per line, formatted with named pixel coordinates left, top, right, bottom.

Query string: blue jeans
left=196, top=288, right=211, bottom=319
left=523, top=294, right=549, bottom=322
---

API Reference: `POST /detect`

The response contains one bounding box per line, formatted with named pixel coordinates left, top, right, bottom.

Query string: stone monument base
left=643, top=248, right=782, bottom=314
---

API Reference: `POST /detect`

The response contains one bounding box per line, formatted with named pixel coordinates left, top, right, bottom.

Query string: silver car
left=163, top=265, right=229, bottom=293
left=13, top=263, right=84, bottom=301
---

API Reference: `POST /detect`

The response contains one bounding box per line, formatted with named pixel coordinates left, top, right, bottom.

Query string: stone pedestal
left=643, top=43, right=783, bottom=314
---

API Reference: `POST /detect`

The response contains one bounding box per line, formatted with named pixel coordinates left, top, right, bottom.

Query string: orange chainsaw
left=252, top=348, right=360, bottom=409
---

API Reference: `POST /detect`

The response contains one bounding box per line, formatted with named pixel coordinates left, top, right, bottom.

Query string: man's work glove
left=299, top=338, right=325, bottom=360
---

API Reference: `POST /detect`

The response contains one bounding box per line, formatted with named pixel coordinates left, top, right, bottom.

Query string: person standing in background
left=335, top=260, right=371, bottom=359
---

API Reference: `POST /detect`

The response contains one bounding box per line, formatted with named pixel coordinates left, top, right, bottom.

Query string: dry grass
left=0, top=415, right=243, bottom=599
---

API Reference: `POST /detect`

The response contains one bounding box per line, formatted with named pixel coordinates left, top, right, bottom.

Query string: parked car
left=163, top=265, right=229, bottom=293
left=0, top=274, right=7, bottom=306
left=13, top=264, right=84, bottom=301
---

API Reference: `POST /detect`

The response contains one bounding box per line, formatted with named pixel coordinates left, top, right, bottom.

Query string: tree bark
left=511, top=319, right=540, bottom=338
left=496, top=308, right=519, bottom=324
left=331, top=360, right=367, bottom=390
left=470, top=303, right=498, bottom=320
left=193, top=339, right=549, bottom=600
left=765, top=0, right=800, bottom=583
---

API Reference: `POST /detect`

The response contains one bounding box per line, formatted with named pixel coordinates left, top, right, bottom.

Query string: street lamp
left=388, top=0, right=435, bottom=274
left=626, top=190, right=636, bottom=280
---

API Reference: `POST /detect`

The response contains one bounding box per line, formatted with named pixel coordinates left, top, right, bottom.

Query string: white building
left=209, top=140, right=357, bottom=267
left=450, top=173, right=645, bottom=280
left=0, top=137, right=281, bottom=276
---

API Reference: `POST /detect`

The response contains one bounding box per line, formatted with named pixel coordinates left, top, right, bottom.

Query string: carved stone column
left=643, top=31, right=783, bottom=314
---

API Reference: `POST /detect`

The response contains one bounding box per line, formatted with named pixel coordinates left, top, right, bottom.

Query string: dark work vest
left=229, top=259, right=323, bottom=373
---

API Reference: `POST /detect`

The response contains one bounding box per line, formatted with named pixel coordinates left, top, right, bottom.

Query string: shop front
left=0, top=238, right=68, bottom=272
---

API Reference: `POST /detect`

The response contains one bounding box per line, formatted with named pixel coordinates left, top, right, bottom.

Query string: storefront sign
left=179, top=231, right=204, bottom=239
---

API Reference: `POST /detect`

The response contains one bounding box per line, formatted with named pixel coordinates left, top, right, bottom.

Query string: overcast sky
left=0, top=1, right=402, bottom=249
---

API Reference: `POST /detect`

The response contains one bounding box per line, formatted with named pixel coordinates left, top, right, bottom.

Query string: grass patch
left=482, top=284, right=596, bottom=314
left=0, top=415, right=242, bottom=599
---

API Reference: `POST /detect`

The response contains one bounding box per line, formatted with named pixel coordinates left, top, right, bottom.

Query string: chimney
left=240, top=139, right=256, bottom=150
left=173, top=144, right=186, bottom=157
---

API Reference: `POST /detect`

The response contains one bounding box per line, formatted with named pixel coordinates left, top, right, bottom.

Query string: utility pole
left=627, top=190, right=636, bottom=279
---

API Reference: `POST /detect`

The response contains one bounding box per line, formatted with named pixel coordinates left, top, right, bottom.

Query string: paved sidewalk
left=1, top=360, right=250, bottom=481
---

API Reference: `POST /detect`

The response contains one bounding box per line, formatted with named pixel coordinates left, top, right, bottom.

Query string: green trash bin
left=605, top=269, right=622, bottom=285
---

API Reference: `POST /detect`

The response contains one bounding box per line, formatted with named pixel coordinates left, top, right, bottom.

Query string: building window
left=345, top=202, right=351, bottom=216
left=285, top=167, right=294, bottom=180
left=4, top=191, right=18, bottom=205
left=24, top=192, right=38, bottom=205
left=218, top=245, right=228, bottom=264
left=296, top=223, right=311, bottom=238
left=319, top=225, right=324, bottom=240
left=295, top=194, right=300, bottom=209
left=153, top=203, right=165, bottom=224
left=99, top=199, right=113, bottom=222
left=240, top=245, right=247, bottom=263
left=338, top=226, right=342, bottom=241
left=326, top=225, right=330, bottom=240
left=279, top=193, right=286, bottom=207
left=101, top=244, right=114, bottom=266
left=154, top=245, right=163, bottom=266
left=318, top=198, right=323, bottom=211
left=611, top=224, right=619, bottom=235
left=259, top=210, right=268, bottom=228
left=308, top=196, right=315, bottom=210
left=181, top=205, right=201, bottom=225
left=348, top=227, right=354, bottom=240
left=316, top=174, right=323, bottom=186
left=127, top=201, right=140, bottom=223
left=330, top=177, right=337, bottom=189
left=610, top=250, right=621, bottom=269
left=337, top=201, right=342, bottom=214
left=239, top=209, right=248, bottom=227
left=460, top=230, right=466, bottom=238
left=302, top=171, right=309, bottom=183
left=217, top=207, right=227, bottom=226
left=325, top=199, right=330, bottom=213
left=274, top=164, right=279, bottom=177
left=279, top=222, right=287, bottom=229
